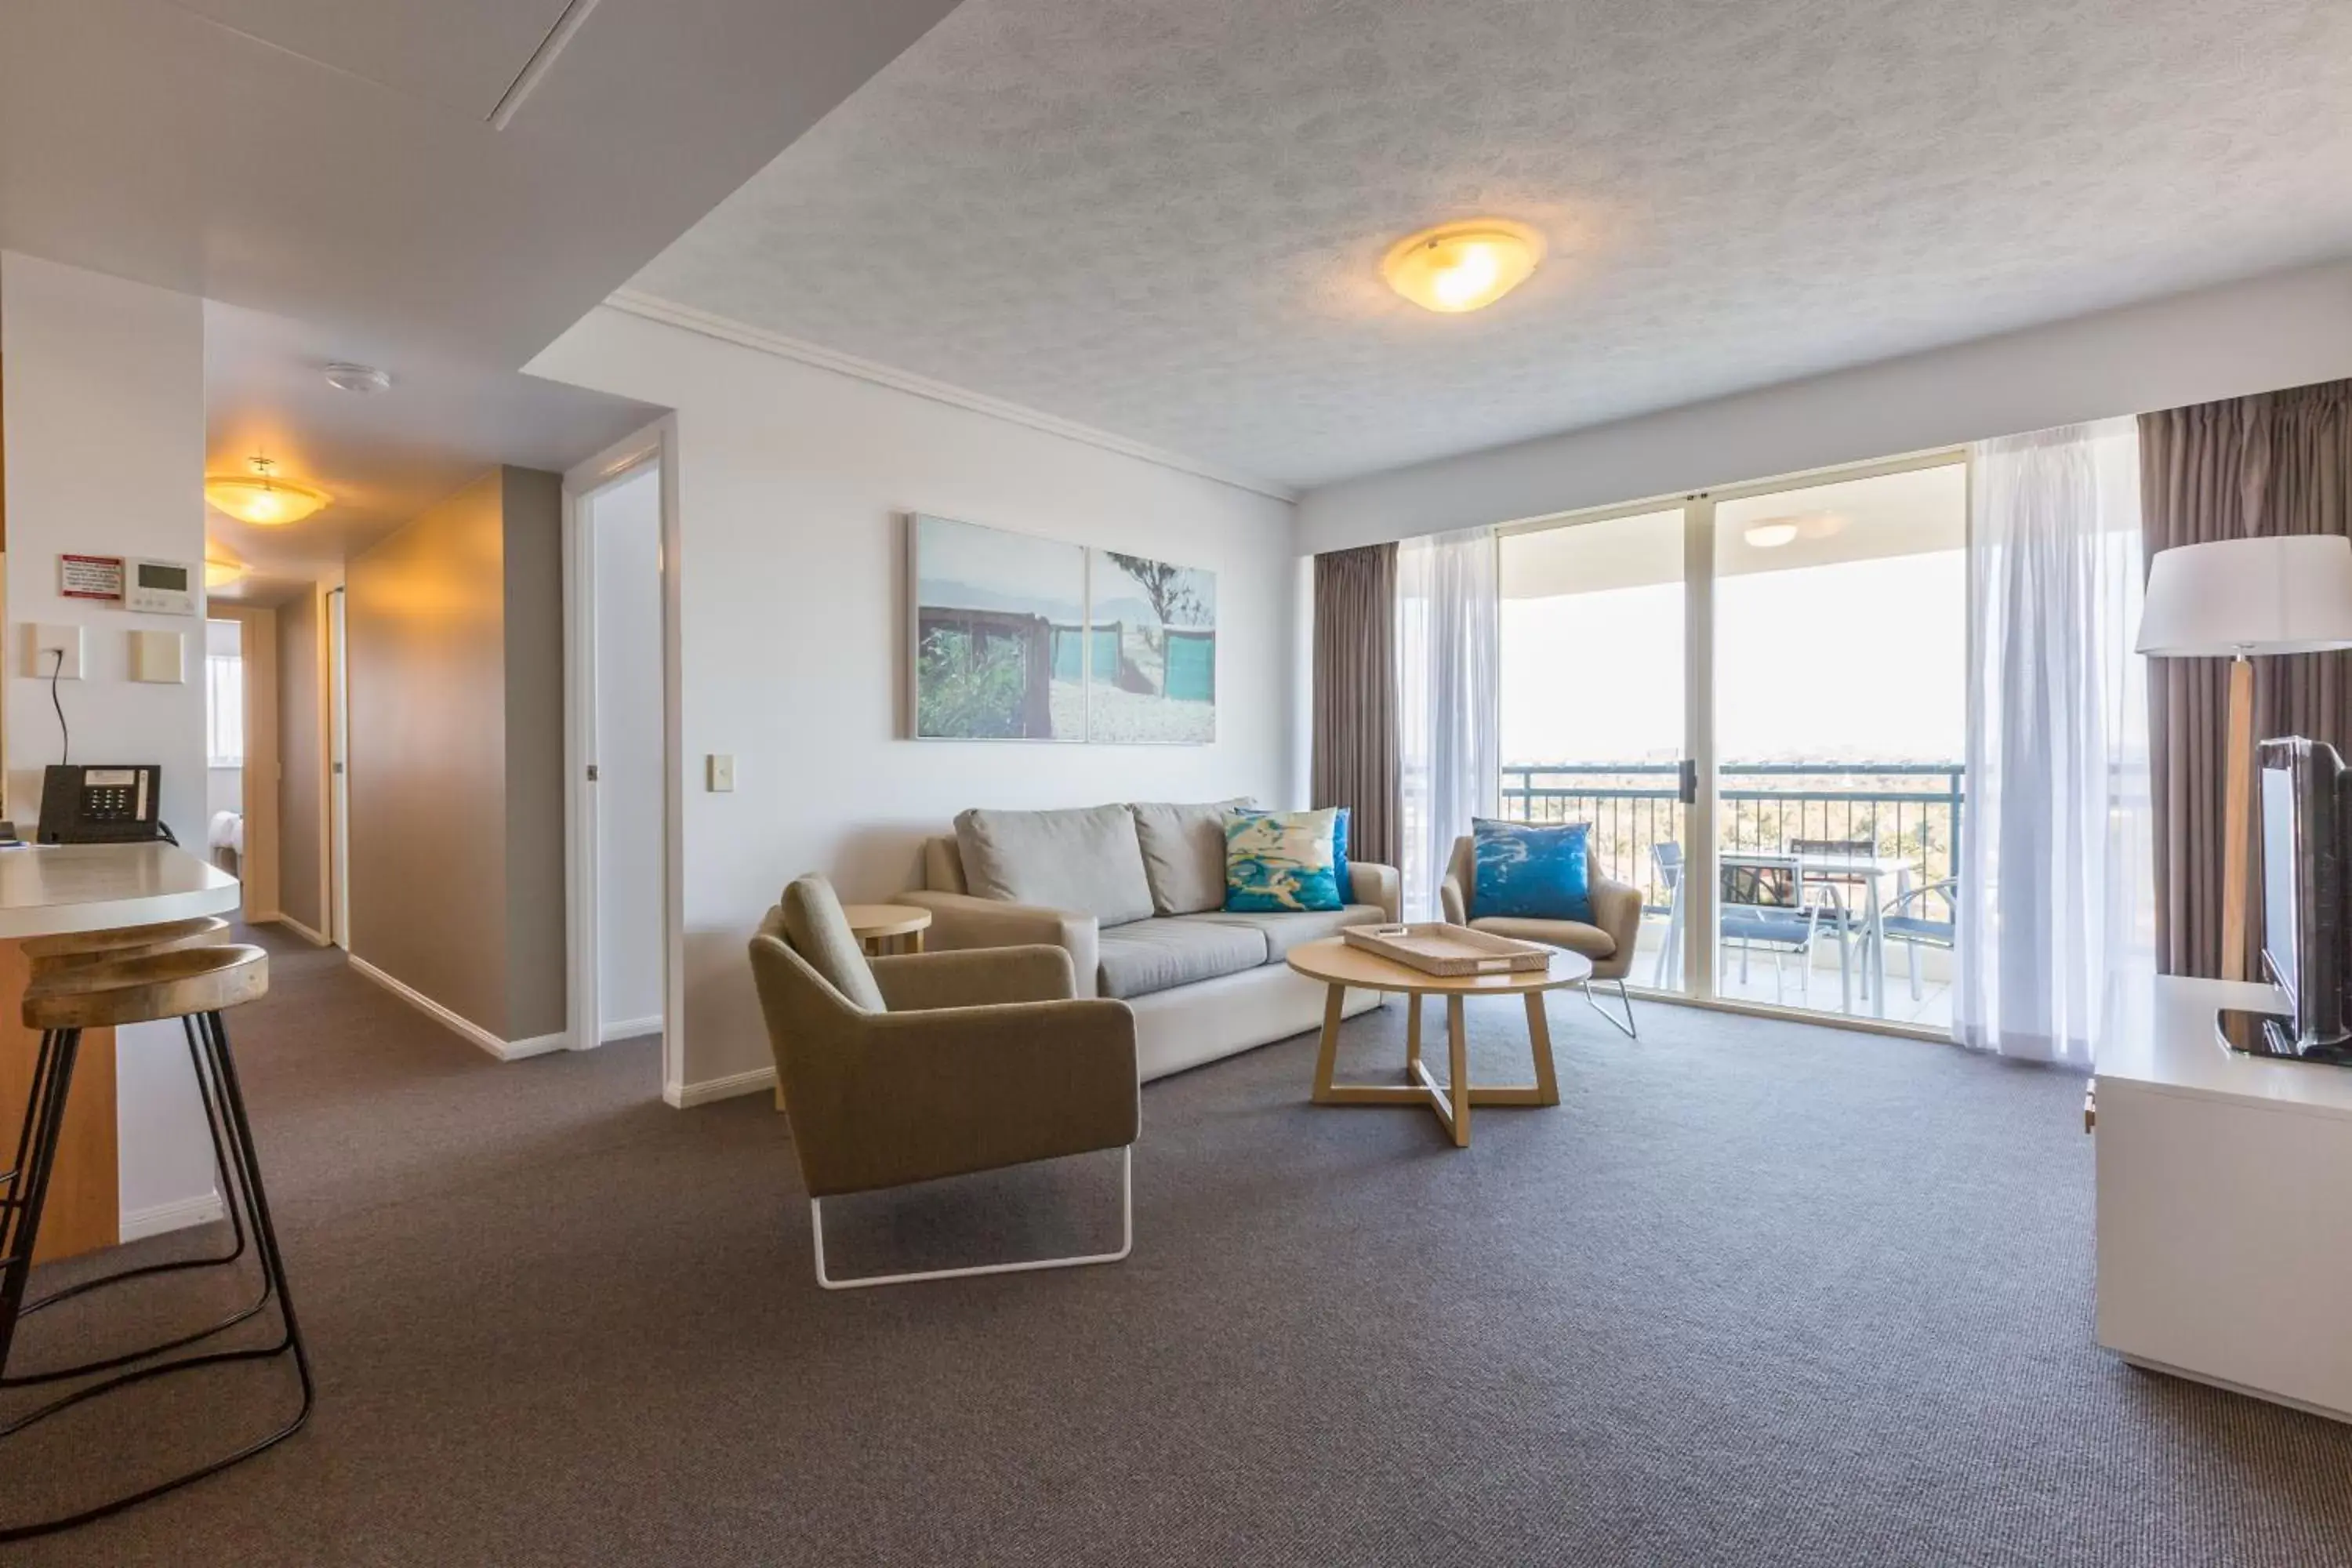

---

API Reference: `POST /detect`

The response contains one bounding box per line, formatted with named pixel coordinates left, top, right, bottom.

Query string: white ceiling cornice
left=603, top=288, right=1298, bottom=504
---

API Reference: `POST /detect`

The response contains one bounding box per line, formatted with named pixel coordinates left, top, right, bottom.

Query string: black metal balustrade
left=1498, top=761, right=1966, bottom=913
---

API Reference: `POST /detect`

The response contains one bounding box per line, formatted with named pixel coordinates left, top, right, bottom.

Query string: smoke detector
left=325, top=362, right=392, bottom=394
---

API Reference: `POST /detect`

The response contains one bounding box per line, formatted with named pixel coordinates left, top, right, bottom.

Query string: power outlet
left=706, top=753, right=735, bottom=793
left=28, top=623, right=83, bottom=681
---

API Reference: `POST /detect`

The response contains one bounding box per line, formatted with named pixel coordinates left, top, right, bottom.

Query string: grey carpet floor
left=5, top=928, right=2350, bottom=1566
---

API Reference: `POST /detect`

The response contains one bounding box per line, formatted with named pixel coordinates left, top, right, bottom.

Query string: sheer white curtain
left=1957, top=418, right=2152, bottom=1067
left=1396, top=526, right=1501, bottom=920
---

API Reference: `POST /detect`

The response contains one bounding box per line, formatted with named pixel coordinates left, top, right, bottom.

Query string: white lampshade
left=2137, top=535, right=2352, bottom=657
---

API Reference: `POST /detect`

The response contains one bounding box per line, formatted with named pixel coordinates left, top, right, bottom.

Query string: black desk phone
left=37, top=764, right=165, bottom=845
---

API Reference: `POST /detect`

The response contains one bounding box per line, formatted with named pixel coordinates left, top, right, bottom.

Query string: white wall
left=528, top=306, right=1300, bottom=1098
left=1, top=250, right=219, bottom=1233
left=1300, top=260, right=2352, bottom=553
left=590, top=465, right=664, bottom=1039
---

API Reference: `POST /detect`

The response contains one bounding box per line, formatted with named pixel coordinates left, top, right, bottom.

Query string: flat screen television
left=2249, top=736, right=2352, bottom=1058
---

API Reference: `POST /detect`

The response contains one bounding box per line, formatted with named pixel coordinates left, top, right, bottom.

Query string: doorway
left=327, top=585, right=350, bottom=949
left=564, top=428, right=673, bottom=1078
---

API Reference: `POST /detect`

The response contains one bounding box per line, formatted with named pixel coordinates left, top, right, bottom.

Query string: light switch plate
left=129, top=629, right=186, bottom=683
left=27, top=623, right=83, bottom=680
left=706, top=753, right=735, bottom=793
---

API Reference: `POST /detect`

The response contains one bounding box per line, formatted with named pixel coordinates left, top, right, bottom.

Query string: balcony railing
left=1498, top=761, right=1965, bottom=913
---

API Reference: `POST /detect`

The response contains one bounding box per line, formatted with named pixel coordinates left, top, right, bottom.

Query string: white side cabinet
left=2096, top=975, right=2352, bottom=1422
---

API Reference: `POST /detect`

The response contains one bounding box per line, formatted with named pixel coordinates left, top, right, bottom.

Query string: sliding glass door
left=1498, top=453, right=1966, bottom=1031
left=1498, top=507, right=1692, bottom=996
left=1711, top=463, right=1965, bottom=1024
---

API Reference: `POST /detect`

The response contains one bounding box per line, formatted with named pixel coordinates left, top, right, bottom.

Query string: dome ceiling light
left=1381, top=220, right=1544, bottom=314
left=1742, top=511, right=1849, bottom=550
left=325, top=362, right=392, bottom=394
left=204, top=542, right=245, bottom=589
left=205, top=454, right=331, bottom=527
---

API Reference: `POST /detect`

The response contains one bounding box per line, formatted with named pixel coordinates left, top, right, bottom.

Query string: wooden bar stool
left=20, top=915, right=229, bottom=976
left=0, top=944, right=314, bottom=1541
left=9, top=917, right=250, bottom=1337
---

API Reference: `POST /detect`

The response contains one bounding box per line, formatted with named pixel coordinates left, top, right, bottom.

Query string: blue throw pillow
left=1472, top=818, right=1593, bottom=922
left=1225, top=808, right=1345, bottom=913
left=1332, top=807, right=1352, bottom=904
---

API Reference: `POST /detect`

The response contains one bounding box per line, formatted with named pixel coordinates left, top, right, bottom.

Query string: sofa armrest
left=805, top=999, right=1139, bottom=1196
left=1348, top=861, right=1401, bottom=924
left=1587, top=873, right=1644, bottom=957
left=1439, top=873, right=1467, bottom=925
left=898, top=891, right=1102, bottom=998
left=869, top=945, right=1075, bottom=1011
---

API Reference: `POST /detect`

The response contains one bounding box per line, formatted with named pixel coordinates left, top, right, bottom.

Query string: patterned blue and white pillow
left=1472, top=818, right=1593, bottom=922
left=1224, top=808, right=1345, bottom=913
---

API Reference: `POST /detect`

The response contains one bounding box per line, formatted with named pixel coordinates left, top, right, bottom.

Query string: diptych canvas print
left=909, top=514, right=1217, bottom=744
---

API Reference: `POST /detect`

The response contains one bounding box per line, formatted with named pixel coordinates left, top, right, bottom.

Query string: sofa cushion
left=1466, top=915, right=1617, bottom=960
left=1131, top=798, right=1254, bottom=915
left=1095, top=918, right=1269, bottom=1000
left=954, top=804, right=1156, bottom=927
left=1181, top=903, right=1388, bottom=963
left=780, top=875, right=887, bottom=1012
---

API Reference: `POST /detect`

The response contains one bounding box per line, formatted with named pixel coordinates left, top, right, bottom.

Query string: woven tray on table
left=1340, top=921, right=1553, bottom=977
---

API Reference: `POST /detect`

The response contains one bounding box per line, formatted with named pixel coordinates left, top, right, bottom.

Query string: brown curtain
left=1311, top=544, right=1400, bottom=868
left=2143, top=379, right=2352, bottom=978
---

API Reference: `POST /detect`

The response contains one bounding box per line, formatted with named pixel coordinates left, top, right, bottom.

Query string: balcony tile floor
left=1628, top=919, right=1954, bottom=1031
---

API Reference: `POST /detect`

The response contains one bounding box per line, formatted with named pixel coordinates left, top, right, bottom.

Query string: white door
left=570, top=463, right=666, bottom=1046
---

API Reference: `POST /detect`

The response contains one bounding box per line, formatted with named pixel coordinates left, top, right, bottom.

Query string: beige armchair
left=748, top=875, right=1140, bottom=1289
left=1442, top=835, right=1646, bottom=1036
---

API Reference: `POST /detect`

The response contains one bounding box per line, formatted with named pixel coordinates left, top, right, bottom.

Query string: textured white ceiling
left=630, top=0, right=2352, bottom=490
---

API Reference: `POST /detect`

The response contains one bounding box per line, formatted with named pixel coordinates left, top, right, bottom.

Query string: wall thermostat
left=125, top=558, right=197, bottom=615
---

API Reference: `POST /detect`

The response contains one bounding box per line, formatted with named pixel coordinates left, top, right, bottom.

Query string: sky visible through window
left=1501, top=469, right=1965, bottom=766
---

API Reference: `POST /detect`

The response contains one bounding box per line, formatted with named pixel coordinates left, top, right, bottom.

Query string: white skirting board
left=347, top=956, right=571, bottom=1062
left=665, top=1065, right=775, bottom=1109
left=268, top=913, right=329, bottom=947
left=120, top=1189, right=226, bottom=1243
left=601, top=1015, right=664, bottom=1044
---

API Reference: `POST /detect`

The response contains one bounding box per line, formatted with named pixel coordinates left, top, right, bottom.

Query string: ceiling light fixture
left=1744, top=521, right=1800, bottom=549
left=204, top=543, right=245, bottom=590
left=205, top=454, right=332, bottom=527
left=324, top=361, right=392, bottom=394
left=1381, top=220, right=1544, bottom=314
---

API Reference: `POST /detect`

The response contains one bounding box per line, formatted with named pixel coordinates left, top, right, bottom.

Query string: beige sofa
left=904, top=801, right=1400, bottom=1081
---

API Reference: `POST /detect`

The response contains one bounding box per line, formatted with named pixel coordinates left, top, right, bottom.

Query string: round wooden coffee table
left=1285, top=936, right=1593, bottom=1148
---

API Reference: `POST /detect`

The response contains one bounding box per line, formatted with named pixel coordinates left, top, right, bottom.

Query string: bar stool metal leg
left=0, top=946, right=313, bottom=1541
left=2, top=1014, right=264, bottom=1381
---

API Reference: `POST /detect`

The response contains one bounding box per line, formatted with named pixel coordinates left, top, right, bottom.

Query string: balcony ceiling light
left=205, top=454, right=331, bottom=527
left=1381, top=220, right=1544, bottom=314
left=1743, top=512, right=1846, bottom=550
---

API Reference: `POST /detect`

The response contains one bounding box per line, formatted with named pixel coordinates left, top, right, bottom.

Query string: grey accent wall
left=347, top=466, right=566, bottom=1044
left=278, top=588, right=322, bottom=935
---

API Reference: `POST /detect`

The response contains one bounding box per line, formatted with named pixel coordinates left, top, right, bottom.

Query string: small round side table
left=840, top=903, right=932, bottom=956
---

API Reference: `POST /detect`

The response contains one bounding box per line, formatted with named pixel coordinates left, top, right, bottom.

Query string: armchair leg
left=1584, top=978, right=1637, bottom=1039
left=809, top=1147, right=1134, bottom=1291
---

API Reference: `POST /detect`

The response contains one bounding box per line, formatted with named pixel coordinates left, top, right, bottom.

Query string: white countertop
left=0, top=841, right=241, bottom=939
left=2101, top=973, right=2352, bottom=1123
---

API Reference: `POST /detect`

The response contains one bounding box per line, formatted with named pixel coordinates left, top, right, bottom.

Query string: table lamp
left=2137, top=534, right=2352, bottom=980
